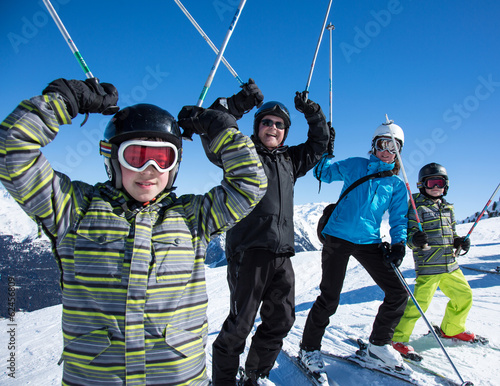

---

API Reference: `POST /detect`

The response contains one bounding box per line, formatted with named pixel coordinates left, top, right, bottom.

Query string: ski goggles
left=117, top=140, right=178, bottom=173
left=261, top=118, right=285, bottom=130
left=423, top=177, right=447, bottom=189
left=374, top=137, right=400, bottom=154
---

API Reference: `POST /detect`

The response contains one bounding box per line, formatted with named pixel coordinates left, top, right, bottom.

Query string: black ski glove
left=178, top=106, right=237, bottom=141
left=43, top=78, right=119, bottom=119
left=327, top=122, right=336, bottom=157
left=384, top=242, right=405, bottom=268
left=412, top=230, right=429, bottom=248
left=294, top=91, right=326, bottom=125
left=453, top=236, right=471, bottom=254
left=294, top=91, right=321, bottom=115
left=210, top=78, right=264, bottom=120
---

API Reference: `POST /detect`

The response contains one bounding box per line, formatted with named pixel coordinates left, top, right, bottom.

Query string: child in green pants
left=392, top=163, right=474, bottom=357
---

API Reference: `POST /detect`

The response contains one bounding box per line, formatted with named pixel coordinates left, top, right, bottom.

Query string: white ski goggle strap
left=374, top=137, right=400, bottom=154
left=117, top=140, right=178, bottom=173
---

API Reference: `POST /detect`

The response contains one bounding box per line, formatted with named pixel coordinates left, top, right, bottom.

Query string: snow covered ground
left=1, top=218, right=499, bottom=385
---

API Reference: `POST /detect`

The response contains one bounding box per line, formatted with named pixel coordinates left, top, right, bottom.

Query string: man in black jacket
left=210, top=87, right=329, bottom=385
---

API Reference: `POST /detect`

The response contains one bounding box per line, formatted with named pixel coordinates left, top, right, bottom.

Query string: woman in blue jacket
left=299, top=118, right=409, bottom=375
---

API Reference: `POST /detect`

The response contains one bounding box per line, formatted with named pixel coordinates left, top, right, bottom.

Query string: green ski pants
left=392, top=269, right=473, bottom=342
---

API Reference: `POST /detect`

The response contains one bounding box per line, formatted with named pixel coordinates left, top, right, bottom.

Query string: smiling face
left=257, top=114, right=285, bottom=150
left=120, top=164, right=171, bottom=202
left=374, top=136, right=397, bottom=164
left=375, top=148, right=397, bottom=164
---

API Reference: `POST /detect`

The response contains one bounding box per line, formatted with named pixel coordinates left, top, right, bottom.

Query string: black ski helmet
left=417, top=162, right=449, bottom=196
left=101, top=104, right=183, bottom=190
left=253, top=101, right=291, bottom=144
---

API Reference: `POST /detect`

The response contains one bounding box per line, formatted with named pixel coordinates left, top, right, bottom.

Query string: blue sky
left=1, top=0, right=499, bottom=221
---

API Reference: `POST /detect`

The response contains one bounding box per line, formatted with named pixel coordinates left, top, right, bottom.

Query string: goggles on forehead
left=423, top=177, right=447, bottom=189
left=117, top=140, right=178, bottom=173
left=374, top=137, right=400, bottom=154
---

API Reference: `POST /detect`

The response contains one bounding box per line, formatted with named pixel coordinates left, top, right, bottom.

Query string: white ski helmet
left=372, top=114, right=404, bottom=148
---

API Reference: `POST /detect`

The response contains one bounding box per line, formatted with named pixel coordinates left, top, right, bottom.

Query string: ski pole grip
left=302, top=90, right=309, bottom=102
left=181, top=129, right=194, bottom=141
left=102, top=106, right=120, bottom=115
left=86, top=77, right=120, bottom=115
left=327, top=123, right=335, bottom=158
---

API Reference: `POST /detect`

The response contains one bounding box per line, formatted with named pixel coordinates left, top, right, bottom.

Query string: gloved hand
left=384, top=242, right=406, bottom=268
left=210, top=78, right=264, bottom=120
left=178, top=106, right=237, bottom=140
left=294, top=91, right=321, bottom=116
left=327, top=122, right=335, bottom=157
left=412, top=230, right=429, bottom=248
left=43, top=78, right=119, bottom=119
left=453, top=236, right=471, bottom=254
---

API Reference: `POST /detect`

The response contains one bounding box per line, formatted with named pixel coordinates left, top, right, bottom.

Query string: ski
left=461, top=265, right=500, bottom=275
left=430, top=324, right=489, bottom=344
left=321, top=339, right=415, bottom=384
left=402, top=358, right=461, bottom=386
left=399, top=351, right=423, bottom=362
left=280, top=350, right=329, bottom=386
left=346, top=337, right=463, bottom=385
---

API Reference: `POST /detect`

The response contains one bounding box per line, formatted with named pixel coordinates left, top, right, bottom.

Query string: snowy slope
left=0, top=189, right=42, bottom=242
left=1, top=218, right=499, bottom=385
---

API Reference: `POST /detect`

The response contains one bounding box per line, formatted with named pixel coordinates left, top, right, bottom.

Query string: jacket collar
left=367, top=154, right=395, bottom=174
left=252, top=135, right=289, bottom=155
left=99, top=182, right=175, bottom=214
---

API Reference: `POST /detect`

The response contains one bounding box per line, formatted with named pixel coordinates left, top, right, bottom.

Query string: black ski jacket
left=226, top=112, right=329, bottom=258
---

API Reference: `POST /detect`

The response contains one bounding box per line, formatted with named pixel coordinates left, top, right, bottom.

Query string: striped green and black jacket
left=0, top=94, right=267, bottom=385
left=407, top=193, right=459, bottom=277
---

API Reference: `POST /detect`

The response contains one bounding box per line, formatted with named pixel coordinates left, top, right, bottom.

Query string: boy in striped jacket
left=0, top=78, right=267, bottom=385
left=392, top=163, right=474, bottom=358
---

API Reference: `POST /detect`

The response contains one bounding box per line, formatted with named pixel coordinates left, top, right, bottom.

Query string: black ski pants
left=212, top=250, right=295, bottom=385
left=301, top=235, right=408, bottom=349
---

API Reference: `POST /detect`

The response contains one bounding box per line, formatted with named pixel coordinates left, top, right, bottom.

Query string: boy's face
left=425, top=186, right=445, bottom=197
left=423, top=177, right=446, bottom=197
left=117, top=138, right=178, bottom=203
left=121, top=164, right=171, bottom=202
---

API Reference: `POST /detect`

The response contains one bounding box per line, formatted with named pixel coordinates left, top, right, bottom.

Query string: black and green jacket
left=407, top=193, right=459, bottom=276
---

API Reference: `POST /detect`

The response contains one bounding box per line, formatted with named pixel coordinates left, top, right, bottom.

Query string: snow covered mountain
left=459, top=198, right=500, bottom=224
left=205, top=202, right=329, bottom=267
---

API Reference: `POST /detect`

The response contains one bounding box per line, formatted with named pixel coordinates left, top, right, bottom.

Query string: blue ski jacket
left=315, top=155, right=408, bottom=245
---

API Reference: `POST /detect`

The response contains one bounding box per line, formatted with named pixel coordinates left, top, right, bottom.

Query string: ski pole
left=303, top=0, right=334, bottom=100
left=326, top=22, right=335, bottom=158
left=316, top=22, right=336, bottom=194
left=385, top=115, right=430, bottom=250
left=173, top=0, right=244, bottom=86
left=456, top=181, right=500, bottom=256
left=42, top=0, right=92, bottom=79
left=195, top=0, right=247, bottom=109
left=391, top=263, right=473, bottom=386
left=42, top=0, right=119, bottom=121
